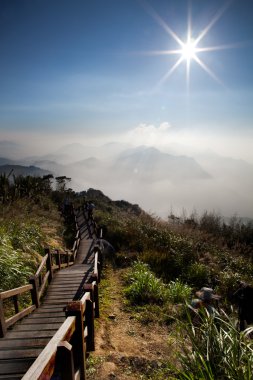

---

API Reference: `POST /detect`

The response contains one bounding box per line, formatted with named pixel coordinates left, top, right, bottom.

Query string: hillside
left=87, top=266, right=175, bottom=380
left=0, top=164, right=51, bottom=178
left=1, top=186, right=253, bottom=379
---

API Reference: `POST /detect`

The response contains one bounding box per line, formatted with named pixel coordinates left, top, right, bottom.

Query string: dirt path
left=87, top=267, right=175, bottom=380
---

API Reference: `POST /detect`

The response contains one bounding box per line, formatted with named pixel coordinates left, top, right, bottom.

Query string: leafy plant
left=166, top=279, right=192, bottom=304
left=124, top=261, right=168, bottom=305
left=176, top=309, right=253, bottom=379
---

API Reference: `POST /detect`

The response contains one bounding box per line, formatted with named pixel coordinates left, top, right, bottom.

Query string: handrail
left=1, top=205, right=103, bottom=380
left=35, top=253, right=48, bottom=277
left=0, top=284, right=36, bottom=335
left=21, top=316, right=76, bottom=380
left=0, top=284, right=33, bottom=300
left=22, top=292, right=95, bottom=380
left=0, top=211, right=82, bottom=338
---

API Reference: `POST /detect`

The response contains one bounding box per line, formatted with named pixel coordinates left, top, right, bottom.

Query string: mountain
left=0, top=157, right=17, bottom=166
left=113, top=146, right=210, bottom=182
left=0, top=164, right=52, bottom=177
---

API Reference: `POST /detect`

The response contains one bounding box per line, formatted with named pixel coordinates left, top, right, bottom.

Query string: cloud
left=126, top=122, right=172, bottom=146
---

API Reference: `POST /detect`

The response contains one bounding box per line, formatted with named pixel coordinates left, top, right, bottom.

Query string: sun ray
left=139, top=0, right=184, bottom=47
left=138, top=0, right=238, bottom=89
left=194, top=0, right=233, bottom=45
left=157, top=56, right=184, bottom=88
left=193, top=55, right=224, bottom=86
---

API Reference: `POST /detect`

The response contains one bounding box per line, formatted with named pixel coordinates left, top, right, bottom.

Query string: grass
left=176, top=309, right=253, bottom=379
left=124, top=261, right=169, bottom=305
left=0, top=198, right=65, bottom=292
left=121, top=260, right=253, bottom=379
left=93, top=189, right=253, bottom=306
left=1, top=186, right=253, bottom=379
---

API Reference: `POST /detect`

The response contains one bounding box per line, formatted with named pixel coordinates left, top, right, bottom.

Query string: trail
left=87, top=267, right=174, bottom=380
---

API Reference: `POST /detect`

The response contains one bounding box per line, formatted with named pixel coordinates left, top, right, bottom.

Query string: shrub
left=184, top=262, right=211, bottom=288
left=176, top=309, right=253, bottom=379
left=166, top=279, right=192, bottom=304
left=124, top=261, right=168, bottom=305
left=0, top=237, right=33, bottom=291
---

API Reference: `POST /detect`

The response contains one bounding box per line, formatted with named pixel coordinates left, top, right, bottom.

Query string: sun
left=181, top=38, right=197, bottom=62
left=140, top=1, right=235, bottom=89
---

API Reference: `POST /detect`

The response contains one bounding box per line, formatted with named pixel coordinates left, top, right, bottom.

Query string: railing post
left=84, top=283, right=99, bottom=319
left=55, top=249, right=61, bottom=270
left=54, top=341, right=75, bottom=380
left=85, top=298, right=95, bottom=352
left=13, top=295, right=19, bottom=314
left=93, top=282, right=99, bottom=318
left=66, top=250, right=69, bottom=267
left=65, top=301, right=86, bottom=380
left=29, top=276, right=40, bottom=308
left=45, top=248, right=53, bottom=282
left=0, top=298, right=7, bottom=337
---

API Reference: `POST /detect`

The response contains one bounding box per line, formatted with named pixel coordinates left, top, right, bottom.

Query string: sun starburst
left=140, top=0, right=236, bottom=90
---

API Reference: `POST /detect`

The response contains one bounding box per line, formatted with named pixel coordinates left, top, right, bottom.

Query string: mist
left=2, top=123, right=252, bottom=220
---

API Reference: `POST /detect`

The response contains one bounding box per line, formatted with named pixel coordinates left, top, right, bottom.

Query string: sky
left=0, top=0, right=253, bottom=217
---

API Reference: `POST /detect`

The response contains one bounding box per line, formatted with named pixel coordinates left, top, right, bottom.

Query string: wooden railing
left=0, top=208, right=104, bottom=379
left=0, top=284, right=36, bottom=337
left=0, top=228, right=81, bottom=338
left=22, top=291, right=95, bottom=380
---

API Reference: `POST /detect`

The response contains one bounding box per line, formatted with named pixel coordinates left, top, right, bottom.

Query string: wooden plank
left=5, top=330, right=55, bottom=339
left=26, top=311, right=65, bottom=318
left=47, top=289, right=77, bottom=294
left=0, top=359, right=34, bottom=375
left=49, top=279, right=84, bottom=284
left=38, top=270, right=50, bottom=300
left=35, top=254, right=48, bottom=277
left=22, top=316, right=76, bottom=380
left=0, top=348, right=42, bottom=359
left=42, top=292, right=75, bottom=297
left=0, top=338, right=50, bottom=349
left=13, top=322, right=62, bottom=331
left=22, top=317, right=65, bottom=324
left=0, top=285, right=33, bottom=300
left=42, top=300, right=70, bottom=306
left=32, top=309, right=65, bottom=314
left=0, top=374, right=24, bottom=379
left=5, top=305, right=36, bottom=328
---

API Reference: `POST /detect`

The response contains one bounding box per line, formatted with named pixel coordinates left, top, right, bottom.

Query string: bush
left=166, top=279, right=192, bottom=304
left=0, top=223, right=42, bottom=291
left=0, top=237, right=34, bottom=291
left=177, top=309, right=253, bottom=379
left=124, top=261, right=168, bottom=305
left=184, top=262, right=211, bottom=288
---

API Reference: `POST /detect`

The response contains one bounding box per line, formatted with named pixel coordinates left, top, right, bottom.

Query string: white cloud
left=126, top=122, right=172, bottom=146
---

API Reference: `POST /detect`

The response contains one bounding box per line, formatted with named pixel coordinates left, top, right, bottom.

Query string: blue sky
left=0, top=0, right=253, bottom=159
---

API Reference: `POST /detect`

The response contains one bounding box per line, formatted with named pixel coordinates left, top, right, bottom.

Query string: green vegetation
left=176, top=311, right=253, bottom=379
left=124, top=261, right=192, bottom=307
left=0, top=222, right=42, bottom=291
left=93, top=189, right=253, bottom=297
left=1, top=177, right=253, bottom=379
left=0, top=172, right=74, bottom=291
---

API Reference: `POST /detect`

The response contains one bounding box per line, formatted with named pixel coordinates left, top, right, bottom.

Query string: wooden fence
left=0, top=231, right=80, bottom=338
left=0, top=209, right=103, bottom=379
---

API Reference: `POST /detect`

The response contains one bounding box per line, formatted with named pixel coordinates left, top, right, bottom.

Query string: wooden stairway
left=0, top=209, right=99, bottom=379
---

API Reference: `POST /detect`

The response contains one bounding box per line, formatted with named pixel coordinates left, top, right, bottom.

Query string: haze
left=1, top=0, right=253, bottom=219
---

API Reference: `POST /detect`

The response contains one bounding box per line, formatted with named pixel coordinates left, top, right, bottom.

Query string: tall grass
left=177, top=309, right=253, bottom=379
left=0, top=198, right=65, bottom=292
left=124, top=261, right=168, bottom=305
left=124, top=261, right=192, bottom=306
left=0, top=224, right=42, bottom=291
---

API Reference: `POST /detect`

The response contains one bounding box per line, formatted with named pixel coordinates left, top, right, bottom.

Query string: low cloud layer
left=1, top=123, right=253, bottom=220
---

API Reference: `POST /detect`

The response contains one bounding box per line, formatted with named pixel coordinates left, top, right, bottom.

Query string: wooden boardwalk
left=0, top=209, right=100, bottom=380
